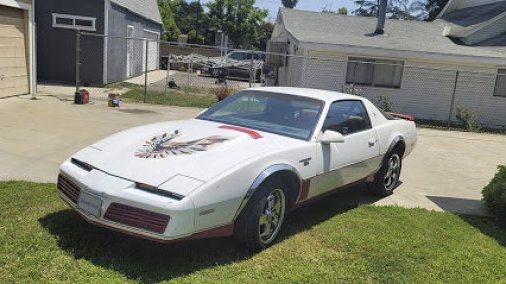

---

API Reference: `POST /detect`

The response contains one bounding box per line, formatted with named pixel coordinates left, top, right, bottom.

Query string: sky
left=200, top=0, right=357, bottom=21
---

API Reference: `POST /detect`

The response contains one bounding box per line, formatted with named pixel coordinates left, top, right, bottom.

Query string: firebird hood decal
left=135, top=130, right=233, bottom=159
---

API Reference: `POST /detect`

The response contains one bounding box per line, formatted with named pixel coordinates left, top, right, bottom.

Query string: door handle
left=368, top=138, right=376, bottom=147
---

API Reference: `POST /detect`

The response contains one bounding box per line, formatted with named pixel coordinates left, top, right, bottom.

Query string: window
left=346, top=57, right=404, bottom=88
left=494, top=69, right=506, bottom=97
left=52, top=13, right=96, bottom=31
left=229, top=52, right=246, bottom=61
left=323, top=100, right=372, bottom=135
left=198, top=90, right=324, bottom=141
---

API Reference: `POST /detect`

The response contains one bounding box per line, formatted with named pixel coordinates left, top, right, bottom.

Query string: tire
left=368, top=151, right=402, bottom=197
left=234, top=178, right=287, bottom=251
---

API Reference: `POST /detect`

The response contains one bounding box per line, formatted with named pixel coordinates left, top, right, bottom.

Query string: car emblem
left=135, top=129, right=233, bottom=159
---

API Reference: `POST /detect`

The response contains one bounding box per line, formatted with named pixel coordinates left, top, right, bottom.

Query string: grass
left=121, top=88, right=218, bottom=108
left=1, top=181, right=506, bottom=283
left=111, top=81, right=240, bottom=108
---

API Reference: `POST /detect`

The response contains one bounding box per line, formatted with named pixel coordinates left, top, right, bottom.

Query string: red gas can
left=81, top=89, right=90, bottom=104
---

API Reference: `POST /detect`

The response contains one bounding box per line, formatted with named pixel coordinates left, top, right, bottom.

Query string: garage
left=0, top=4, right=29, bottom=98
left=142, top=29, right=159, bottom=72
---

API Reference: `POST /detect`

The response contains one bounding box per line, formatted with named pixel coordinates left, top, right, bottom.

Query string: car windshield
left=197, top=90, right=324, bottom=140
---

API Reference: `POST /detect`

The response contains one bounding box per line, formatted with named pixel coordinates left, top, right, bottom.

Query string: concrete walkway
left=1, top=95, right=505, bottom=216
left=0, top=95, right=200, bottom=182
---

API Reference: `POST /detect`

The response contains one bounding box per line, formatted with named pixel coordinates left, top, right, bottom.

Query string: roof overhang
left=298, top=41, right=506, bottom=66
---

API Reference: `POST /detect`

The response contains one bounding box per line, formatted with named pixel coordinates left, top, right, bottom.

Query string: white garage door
left=142, top=30, right=159, bottom=72
left=0, top=5, right=28, bottom=98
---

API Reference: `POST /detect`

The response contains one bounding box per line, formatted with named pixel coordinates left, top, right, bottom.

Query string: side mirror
left=321, top=130, right=345, bottom=144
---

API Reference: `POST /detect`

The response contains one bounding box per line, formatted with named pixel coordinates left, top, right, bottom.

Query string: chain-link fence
left=37, top=31, right=506, bottom=129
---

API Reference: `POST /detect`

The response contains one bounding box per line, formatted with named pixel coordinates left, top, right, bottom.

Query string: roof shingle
left=279, top=8, right=506, bottom=60
left=111, top=0, right=162, bottom=25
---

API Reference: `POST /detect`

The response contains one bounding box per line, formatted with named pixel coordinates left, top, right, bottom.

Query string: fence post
left=187, top=58, right=191, bottom=86
left=164, top=54, right=171, bottom=95
left=447, top=70, right=459, bottom=129
left=249, top=50, right=254, bottom=88
left=75, top=30, right=81, bottom=94
left=144, top=39, right=149, bottom=103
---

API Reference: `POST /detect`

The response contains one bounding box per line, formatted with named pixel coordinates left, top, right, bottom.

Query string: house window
left=52, top=13, right=96, bottom=31
left=493, top=69, right=506, bottom=97
left=346, top=57, right=404, bottom=89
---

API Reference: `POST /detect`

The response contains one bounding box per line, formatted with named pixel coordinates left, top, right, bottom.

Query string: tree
left=169, top=0, right=211, bottom=43
left=257, top=22, right=274, bottom=51
left=158, top=0, right=180, bottom=41
left=207, top=0, right=268, bottom=49
left=353, top=0, right=421, bottom=20
left=424, top=0, right=449, bottom=21
left=281, top=0, right=298, bottom=8
left=338, top=7, right=348, bottom=15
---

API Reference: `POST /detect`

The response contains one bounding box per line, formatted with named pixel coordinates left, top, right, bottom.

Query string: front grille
left=57, top=174, right=81, bottom=204
left=104, top=203, right=170, bottom=234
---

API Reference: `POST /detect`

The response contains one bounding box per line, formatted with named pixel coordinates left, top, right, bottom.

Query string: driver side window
left=323, top=100, right=372, bottom=135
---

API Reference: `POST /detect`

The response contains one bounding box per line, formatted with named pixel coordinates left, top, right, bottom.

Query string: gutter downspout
left=103, top=0, right=110, bottom=84
left=30, top=0, right=36, bottom=98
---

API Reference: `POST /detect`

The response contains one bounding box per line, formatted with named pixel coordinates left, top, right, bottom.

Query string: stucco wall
left=287, top=49, right=506, bottom=127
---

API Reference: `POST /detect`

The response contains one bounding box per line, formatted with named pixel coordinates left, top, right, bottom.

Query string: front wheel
left=234, top=179, right=287, bottom=251
left=368, top=151, right=402, bottom=197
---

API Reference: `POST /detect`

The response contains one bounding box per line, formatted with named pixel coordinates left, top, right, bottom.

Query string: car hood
left=72, top=119, right=303, bottom=188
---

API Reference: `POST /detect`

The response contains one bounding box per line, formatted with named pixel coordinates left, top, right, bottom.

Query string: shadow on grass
left=39, top=183, right=380, bottom=282
left=426, top=196, right=506, bottom=247
left=459, top=215, right=506, bottom=248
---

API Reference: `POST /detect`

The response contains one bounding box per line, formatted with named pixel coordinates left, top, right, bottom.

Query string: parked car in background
left=57, top=87, right=417, bottom=251
left=202, top=51, right=266, bottom=82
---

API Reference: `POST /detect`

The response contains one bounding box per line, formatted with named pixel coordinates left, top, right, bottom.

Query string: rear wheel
left=368, top=151, right=402, bottom=197
left=234, top=179, right=287, bottom=251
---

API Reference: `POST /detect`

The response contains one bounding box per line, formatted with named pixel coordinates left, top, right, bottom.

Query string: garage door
left=0, top=5, right=28, bottom=98
left=142, top=30, right=159, bottom=72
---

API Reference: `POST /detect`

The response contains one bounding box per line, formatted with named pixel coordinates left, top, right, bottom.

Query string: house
left=35, top=0, right=162, bottom=85
left=0, top=0, right=35, bottom=98
left=269, top=0, right=506, bottom=127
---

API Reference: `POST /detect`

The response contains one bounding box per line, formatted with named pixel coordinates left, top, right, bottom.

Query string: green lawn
left=121, top=88, right=218, bottom=108
left=1, top=181, right=505, bottom=283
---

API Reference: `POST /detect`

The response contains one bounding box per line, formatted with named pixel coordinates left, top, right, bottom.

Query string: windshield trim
left=197, top=91, right=325, bottom=141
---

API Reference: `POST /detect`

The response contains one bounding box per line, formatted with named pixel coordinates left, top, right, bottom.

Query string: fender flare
left=380, top=135, right=406, bottom=168
left=233, top=164, right=302, bottom=220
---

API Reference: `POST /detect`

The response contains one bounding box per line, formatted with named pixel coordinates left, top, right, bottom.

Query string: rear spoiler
left=386, top=112, right=416, bottom=122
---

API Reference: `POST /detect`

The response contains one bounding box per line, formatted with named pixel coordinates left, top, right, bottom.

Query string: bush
left=376, top=95, right=393, bottom=112
left=455, top=106, right=480, bottom=132
left=482, top=165, right=506, bottom=220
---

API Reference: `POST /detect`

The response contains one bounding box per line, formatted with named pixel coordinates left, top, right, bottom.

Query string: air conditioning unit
left=266, top=40, right=287, bottom=67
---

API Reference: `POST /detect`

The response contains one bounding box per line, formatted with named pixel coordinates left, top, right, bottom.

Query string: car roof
left=247, top=87, right=363, bottom=104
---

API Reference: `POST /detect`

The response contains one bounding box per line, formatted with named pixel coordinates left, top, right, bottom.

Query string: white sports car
left=57, top=87, right=417, bottom=251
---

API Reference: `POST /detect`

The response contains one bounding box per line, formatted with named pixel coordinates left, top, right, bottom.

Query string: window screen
left=493, top=69, right=506, bottom=97
left=346, top=57, right=403, bottom=89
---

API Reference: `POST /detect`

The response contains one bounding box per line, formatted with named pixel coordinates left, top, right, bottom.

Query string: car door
left=307, top=100, right=381, bottom=199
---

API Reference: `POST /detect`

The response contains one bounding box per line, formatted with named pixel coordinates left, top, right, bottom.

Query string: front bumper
left=57, top=162, right=199, bottom=242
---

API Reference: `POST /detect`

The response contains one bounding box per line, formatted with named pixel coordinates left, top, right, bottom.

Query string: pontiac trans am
left=57, top=87, right=417, bottom=251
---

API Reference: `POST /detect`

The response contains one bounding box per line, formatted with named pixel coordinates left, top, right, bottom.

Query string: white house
left=269, top=0, right=506, bottom=127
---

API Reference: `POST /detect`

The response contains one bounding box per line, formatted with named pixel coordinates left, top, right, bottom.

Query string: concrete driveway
left=1, top=95, right=505, bottom=216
